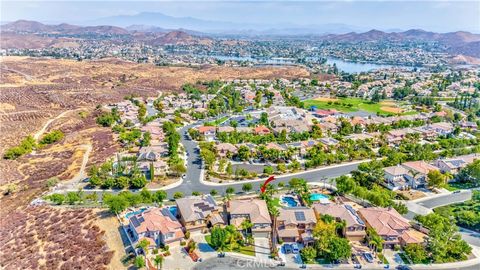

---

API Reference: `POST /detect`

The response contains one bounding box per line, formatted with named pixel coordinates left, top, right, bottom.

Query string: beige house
left=215, top=143, right=238, bottom=158
left=128, top=207, right=184, bottom=248
left=358, top=207, right=425, bottom=248
left=227, top=199, right=272, bottom=238
left=313, top=203, right=366, bottom=241
left=277, top=207, right=316, bottom=244
left=175, top=195, right=225, bottom=232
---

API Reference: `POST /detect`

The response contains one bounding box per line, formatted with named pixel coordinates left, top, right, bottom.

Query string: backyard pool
left=125, top=207, right=148, bottom=219
left=281, top=196, right=299, bottom=207
left=309, top=193, right=329, bottom=202
left=168, top=206, right=178, bottom=217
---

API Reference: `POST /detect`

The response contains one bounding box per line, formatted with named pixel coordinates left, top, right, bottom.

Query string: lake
left=326, top=58, right=413, bottom=73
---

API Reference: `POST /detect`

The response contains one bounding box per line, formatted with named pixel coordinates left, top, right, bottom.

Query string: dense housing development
left=1, top=6, right=480, bottom=270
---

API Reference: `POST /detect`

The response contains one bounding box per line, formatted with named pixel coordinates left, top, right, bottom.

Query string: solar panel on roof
left=345, top=205, right=365, bottom=225
left=131, top=217, right=141, bottom=227
left=294, top=211, right=306, bottom=221
left=138, top=217, right=145, bottom=223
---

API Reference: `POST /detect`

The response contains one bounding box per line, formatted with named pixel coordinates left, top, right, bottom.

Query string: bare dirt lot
left=0, top=56, right=310, bottom=269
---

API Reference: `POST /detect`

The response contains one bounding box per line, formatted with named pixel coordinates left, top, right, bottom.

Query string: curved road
left=168, top=124, right=360, bottom=197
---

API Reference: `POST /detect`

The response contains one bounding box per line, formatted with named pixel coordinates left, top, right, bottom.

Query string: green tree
left=39, top=130, right=64, bottom=145
left=115, top=176, right=130, bottom=189
left=263, top=166, right=274, bottom=175
left=226, top=162, right=233, bottom=175
left=300, top=246, right=317, bottom=263
left=415, top=213, right=472, bottom=263
left=46, top=193, right=65, bottom=205
left=140, top=188, right=153, bottom=203
left=366, top=228, right=384, bottom=253
left=134, top=256, right=145, bottom=269
left=154, top=190, right=167, bottom=204
left=327, top=237, right=351, bottom=261
left=131, top=174, right=147, bottom=189
left=242, top=183, right=253, bottom=193
left=226, top=187, right=235, bottom=194
left=173, top=192, right=184, bottom=199
left=237, top=146, right=251, bottom=161
left=153, top=255, right=164, bottom=270
left=104, top=195, right=129, bottom=214
left=427, top=170, right=446, bottom=188
left=404, top=243, right=428, bottom=263
left=210, top=226, right=228, bottom=251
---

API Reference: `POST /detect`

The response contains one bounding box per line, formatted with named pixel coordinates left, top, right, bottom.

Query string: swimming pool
left=309, top=193, right=329, bottom=201
left=281, top=196, right=299, bottom=207
left=125, top=208, right=147, bottom=219
left=168, top=206, right=178, bottom=217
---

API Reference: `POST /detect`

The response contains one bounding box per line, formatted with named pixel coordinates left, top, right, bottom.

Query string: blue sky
left=2, top=1, right=479, bottom=33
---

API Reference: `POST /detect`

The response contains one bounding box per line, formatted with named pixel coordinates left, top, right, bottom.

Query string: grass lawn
left=205, top=235, right=256, bottom=257
left=271, top=197, right=282, bottom=207
left=204, top=116, right=229, bottom=126
left=304, top=97, right=415, bottom=116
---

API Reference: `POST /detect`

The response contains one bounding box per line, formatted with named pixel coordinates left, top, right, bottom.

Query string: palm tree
left=136, top=238, right=150, bottom=262
left=366, top=228, right=384, bottom=255
left=240, top=219, right=253, bottom=238
left=267, top=202, right=280, bottom=254
left=153, top=255, right=164, bottom=270
left=408, top=169, right=421, bottom=188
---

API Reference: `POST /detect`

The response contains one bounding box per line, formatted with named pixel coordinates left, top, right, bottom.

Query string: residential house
left=215, top=143, right=238, bottom=158
left=429, top=122, right=453, bottom=136
left=313, top=203, right=366, bottom=241
left=176, top=195, right=225, bottom=232
left=228, top=199, right=272, bottom=238
left=197, top=126, right=217, bottom=141
left=128, top=207, right=184, bottom=248
left=383, top=165, right=413, bottom=190
left=401, top=161, right=440, bottom=187
left=138, top=160, right=168, bottom=177
left=277, top=207, right=317, bottom=244
left=254, top=125, right=271, bottom=135
left=434, top=154, right=479, bottom=174
left=358, top=207, right=425, bottom=248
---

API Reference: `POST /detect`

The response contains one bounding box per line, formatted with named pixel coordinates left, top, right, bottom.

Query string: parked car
left=363, top=252, right=374, bottom=263
left=283, top=244, right=292, bottom=254
left=453, top=190, right=461, bottom=194
left=291, top=243, right=300, bottom=254
left=396, top=266, right=412, bottom=270
left=354, top=265, right=362, bottom=269
left=218, top=252, right=225, bottom=258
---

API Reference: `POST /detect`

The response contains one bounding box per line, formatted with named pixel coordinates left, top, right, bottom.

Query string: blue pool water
left=282, top=196, right=299, bottom=207
left=125, top=208, right=147, bottom=219
left=168, top=206, right=178, bottom=217
left=309, top=193, right=329, bottom=201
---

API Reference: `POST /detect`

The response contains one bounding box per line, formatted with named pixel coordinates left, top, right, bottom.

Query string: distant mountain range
left=86, top=12, right=368, bottom=35
left=1, top=20, right=479, bottom=58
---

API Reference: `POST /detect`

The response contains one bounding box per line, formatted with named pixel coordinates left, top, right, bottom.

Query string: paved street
left=417, top=190, right=472, bottom=209
left=162, top=120, right=361, bottom=197
left=193, top=256, right=480, bottom=270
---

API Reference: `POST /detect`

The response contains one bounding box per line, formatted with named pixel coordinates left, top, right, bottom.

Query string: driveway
left=254, top=238, right=271, bottom=261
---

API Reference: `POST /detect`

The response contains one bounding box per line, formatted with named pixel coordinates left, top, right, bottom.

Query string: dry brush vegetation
left=0, top=206, right=114, bottom=270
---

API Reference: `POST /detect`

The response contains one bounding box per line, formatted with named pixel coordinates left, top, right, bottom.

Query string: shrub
left=39, top=130, right=64, bottom=145
left=3, top=136, right=36, bottom=159
left=173, top=192, right=184, bottom=199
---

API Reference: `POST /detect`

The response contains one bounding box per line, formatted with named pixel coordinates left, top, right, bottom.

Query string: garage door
left=253, top=231, right=270, bottom=238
